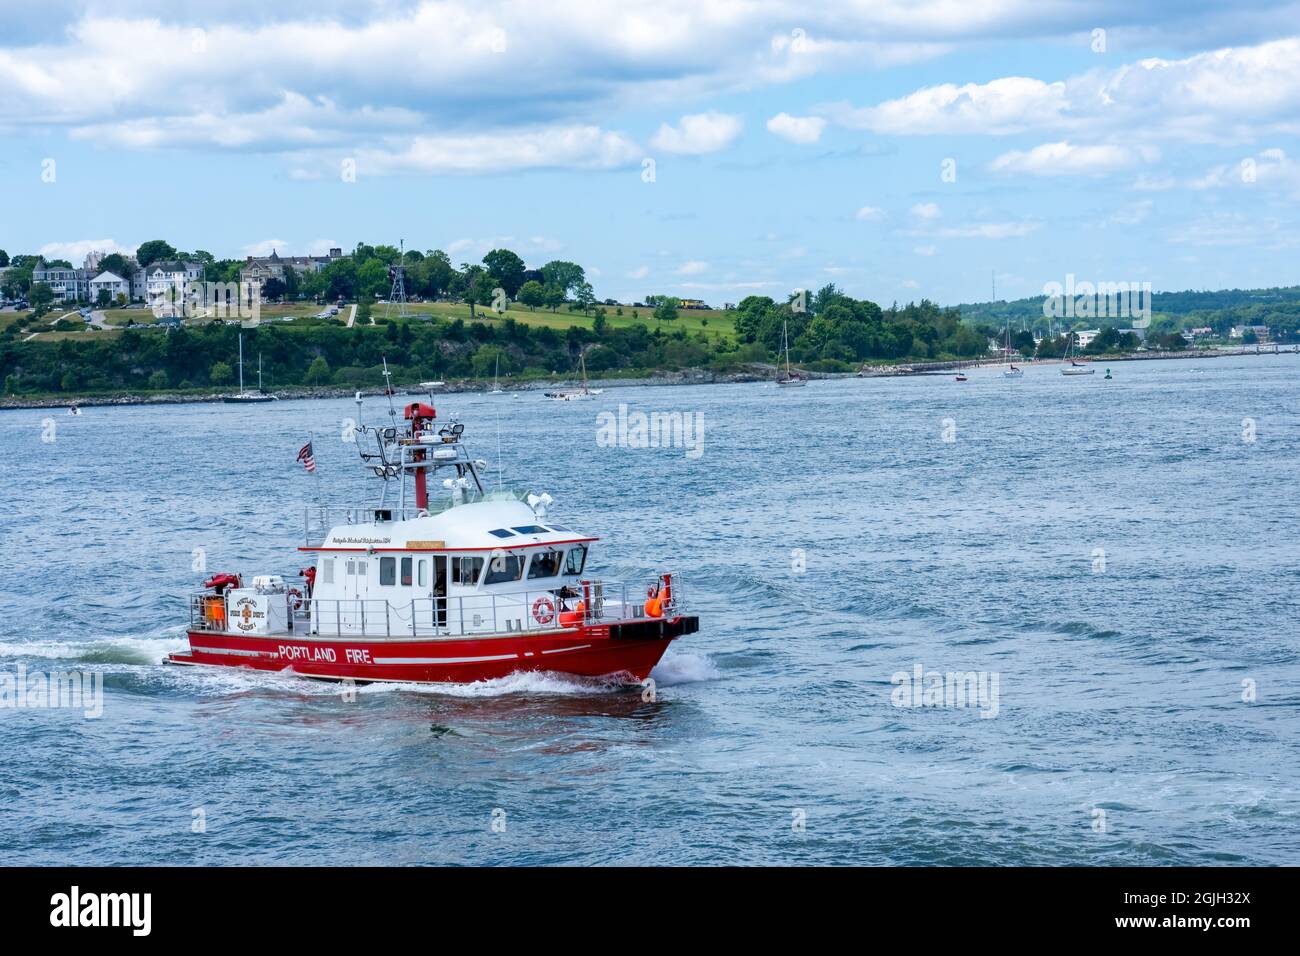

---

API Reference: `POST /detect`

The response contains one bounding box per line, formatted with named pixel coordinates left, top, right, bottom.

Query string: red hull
left=168, top=618, right=693, bottom=685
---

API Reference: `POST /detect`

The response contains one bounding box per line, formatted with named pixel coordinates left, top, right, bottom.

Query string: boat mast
left=257, top=352, right=263, bottom=392
left=238, top=333, right=245, bottom=394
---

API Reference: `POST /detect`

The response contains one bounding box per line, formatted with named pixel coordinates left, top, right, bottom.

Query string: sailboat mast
left=238, top=333, right=244, bottom=393
left=258, top=352, right=263, bottom=392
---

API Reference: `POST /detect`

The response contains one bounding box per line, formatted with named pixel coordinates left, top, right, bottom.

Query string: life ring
left=532, top=596, right=556, bottom=625
left=288, top=588, right=304, bottom=612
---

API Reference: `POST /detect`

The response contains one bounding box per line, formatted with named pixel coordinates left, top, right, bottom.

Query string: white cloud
left=824, top=37, right=1300, bottom=144
left=1190, top=148, right=1300, bottom=194
left=355, top=126, right=642, bottom=175
left=626, top=265, right=649, bottom=279
left=445, top=236, right=565, bottom=260
left=912, top=245, right=937, bottom=257
left=990, top=141, right=1159, bottom=176
left=242, top=239, right=291, bottom=257
left=36, top=238, right=134, bottom=263
left=677, top=260, right=709, bottom=275
left=651, top=112, right=742, bottom=155
left=855, top=205, right=887, bottom=222
left=1110, top=200, right=1154, bottom=225
left=937, top=221, right=1041, bottom=239
left=766, top=112, right=825, bottom=144
left=911, top=202, right=941, bottom=220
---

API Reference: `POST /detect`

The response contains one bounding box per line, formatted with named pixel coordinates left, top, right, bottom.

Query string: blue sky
left=2, top=1, right=1299, bottom=305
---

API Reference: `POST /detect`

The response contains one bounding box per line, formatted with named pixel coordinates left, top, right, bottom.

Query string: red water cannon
left=203, top=572, right=242, bottom=594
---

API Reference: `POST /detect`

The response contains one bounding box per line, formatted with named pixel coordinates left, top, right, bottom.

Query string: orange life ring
left=288, top=588, right=304, bottom=612
left=532, top=596, right=556, bottom=625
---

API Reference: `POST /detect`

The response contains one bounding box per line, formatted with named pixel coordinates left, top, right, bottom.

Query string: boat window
left=511, top=525, right=547, bottom=535
left=379, top=557, right=396, bottom=586
left=546, top=524, right=571, bottom=533
left=357, top=560, right=368, bottom=577
left=527, top=549, right=564, bottom=580
left=452, top=556, right=485, bottom=585
left=564, top=546, right=587, bottom=575
left=400, top=556, right=413, bottom=586
left=321, top=559, right=334, bottom=585
left=346, top=560, right=356, bottom=576
left=488, top=528, right=516, bottom=538
left=417, top=559, right=427, bottom=588
left=483, top=553, right=524, bottom=585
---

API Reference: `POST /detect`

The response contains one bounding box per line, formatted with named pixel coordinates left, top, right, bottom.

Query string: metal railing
left=188, top=575, right=683, bottom=640
left=303, top=490, right=531, bottom=545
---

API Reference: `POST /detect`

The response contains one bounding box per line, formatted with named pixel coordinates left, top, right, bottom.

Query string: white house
left=143, top=260, right=204, bottom=315
left=1073, top=329, right=1101, bottom=349
left=89, top=271, right=131, bottom=304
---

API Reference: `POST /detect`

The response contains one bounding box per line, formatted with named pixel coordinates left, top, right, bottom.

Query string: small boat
left=545, top=353, right=602, bottom=400
left=489, top=355, right=504, bottom=395
left=955, top=373, right=969, bottom=382
left=68, top=405, right=82, bottom=416
left=775, top=320, right=807, bottom=387
left=222, top=335, right=278, bottom=403
left=1001, top=321, right=1023, bottom=377
left=169, top=400, right=698, bottom=684
left=1060, top=333, right=1095, bottom=376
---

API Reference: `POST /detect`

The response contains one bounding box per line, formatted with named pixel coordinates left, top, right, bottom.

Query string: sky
left=2, top=0, right=1300, bottom=306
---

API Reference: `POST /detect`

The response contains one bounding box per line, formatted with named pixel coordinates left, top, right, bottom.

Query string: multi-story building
left=143, top=261, right=205, bottom=316
left=240, top=248, right=345, bottom=300
left=32, top=264, right=90, bottom=303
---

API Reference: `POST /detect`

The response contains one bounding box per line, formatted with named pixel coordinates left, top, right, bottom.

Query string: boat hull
left=169, top=616, right=698, bottom=685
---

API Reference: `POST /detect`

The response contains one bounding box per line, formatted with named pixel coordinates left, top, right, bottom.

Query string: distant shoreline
left=1, top=347, right=1293, bottom=411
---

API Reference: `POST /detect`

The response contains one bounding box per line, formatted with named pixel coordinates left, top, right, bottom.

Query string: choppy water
left=1, top=355, right=1298, bottom=865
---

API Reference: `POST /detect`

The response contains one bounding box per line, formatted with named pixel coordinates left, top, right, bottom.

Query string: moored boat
left=170, top=398, right=697, bottom=684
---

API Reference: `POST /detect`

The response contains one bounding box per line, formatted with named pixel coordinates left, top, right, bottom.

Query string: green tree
left=210, top=360, right=234, bottom=385
left=518, top=280, right=545, bottom=311
left=29, top=282, right=54, bottom=313
left=0, top=250, right=8, bottom=267
left=305, top=356, right=331, bottom=385
left=148, top=370, right=169, bottom=389
left=574, top=282, right=597, bottom=315
left=543, top=283, right=565, bottom=312
left=653, top=296, right=680, bottom=325
left=135, top=240, right=177, bottom=267
left=482, top=249, right=526, bottom=297
left=540, top=260, right=585, bottom=296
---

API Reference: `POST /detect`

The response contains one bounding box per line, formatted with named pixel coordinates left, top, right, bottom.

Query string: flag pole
left=309, top=431, right=325, bottom=530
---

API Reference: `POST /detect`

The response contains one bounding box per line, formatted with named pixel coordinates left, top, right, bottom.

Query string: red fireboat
left=169, top=400, right=698, bottom=684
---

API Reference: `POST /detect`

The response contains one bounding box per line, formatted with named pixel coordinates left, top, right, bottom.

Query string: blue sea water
left=1, top=355, right=1297, bottom=865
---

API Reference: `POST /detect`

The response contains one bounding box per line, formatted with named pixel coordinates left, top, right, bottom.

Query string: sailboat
left=544, top=353, right=602, bottom=400
left=222, top=333, right=277, bottom=402
left=489, top=354, right=504, bottom=394
left=1002, top=319, right=1023, bottom=378
left=1060, top=331, right=1095, bottom=376
left=775, top=320, right=807, bottom=387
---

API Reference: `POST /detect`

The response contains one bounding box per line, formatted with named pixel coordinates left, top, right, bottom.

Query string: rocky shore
left=2, top=348, right=1289, bottom=410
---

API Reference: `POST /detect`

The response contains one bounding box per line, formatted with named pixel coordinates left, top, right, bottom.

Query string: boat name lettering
left=331, top=536, right=392, bottom=546
left=277, top=645, right=338, bottom=663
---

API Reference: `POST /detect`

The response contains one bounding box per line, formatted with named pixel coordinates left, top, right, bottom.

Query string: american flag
left=296, top=441, right=316, bottom=473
